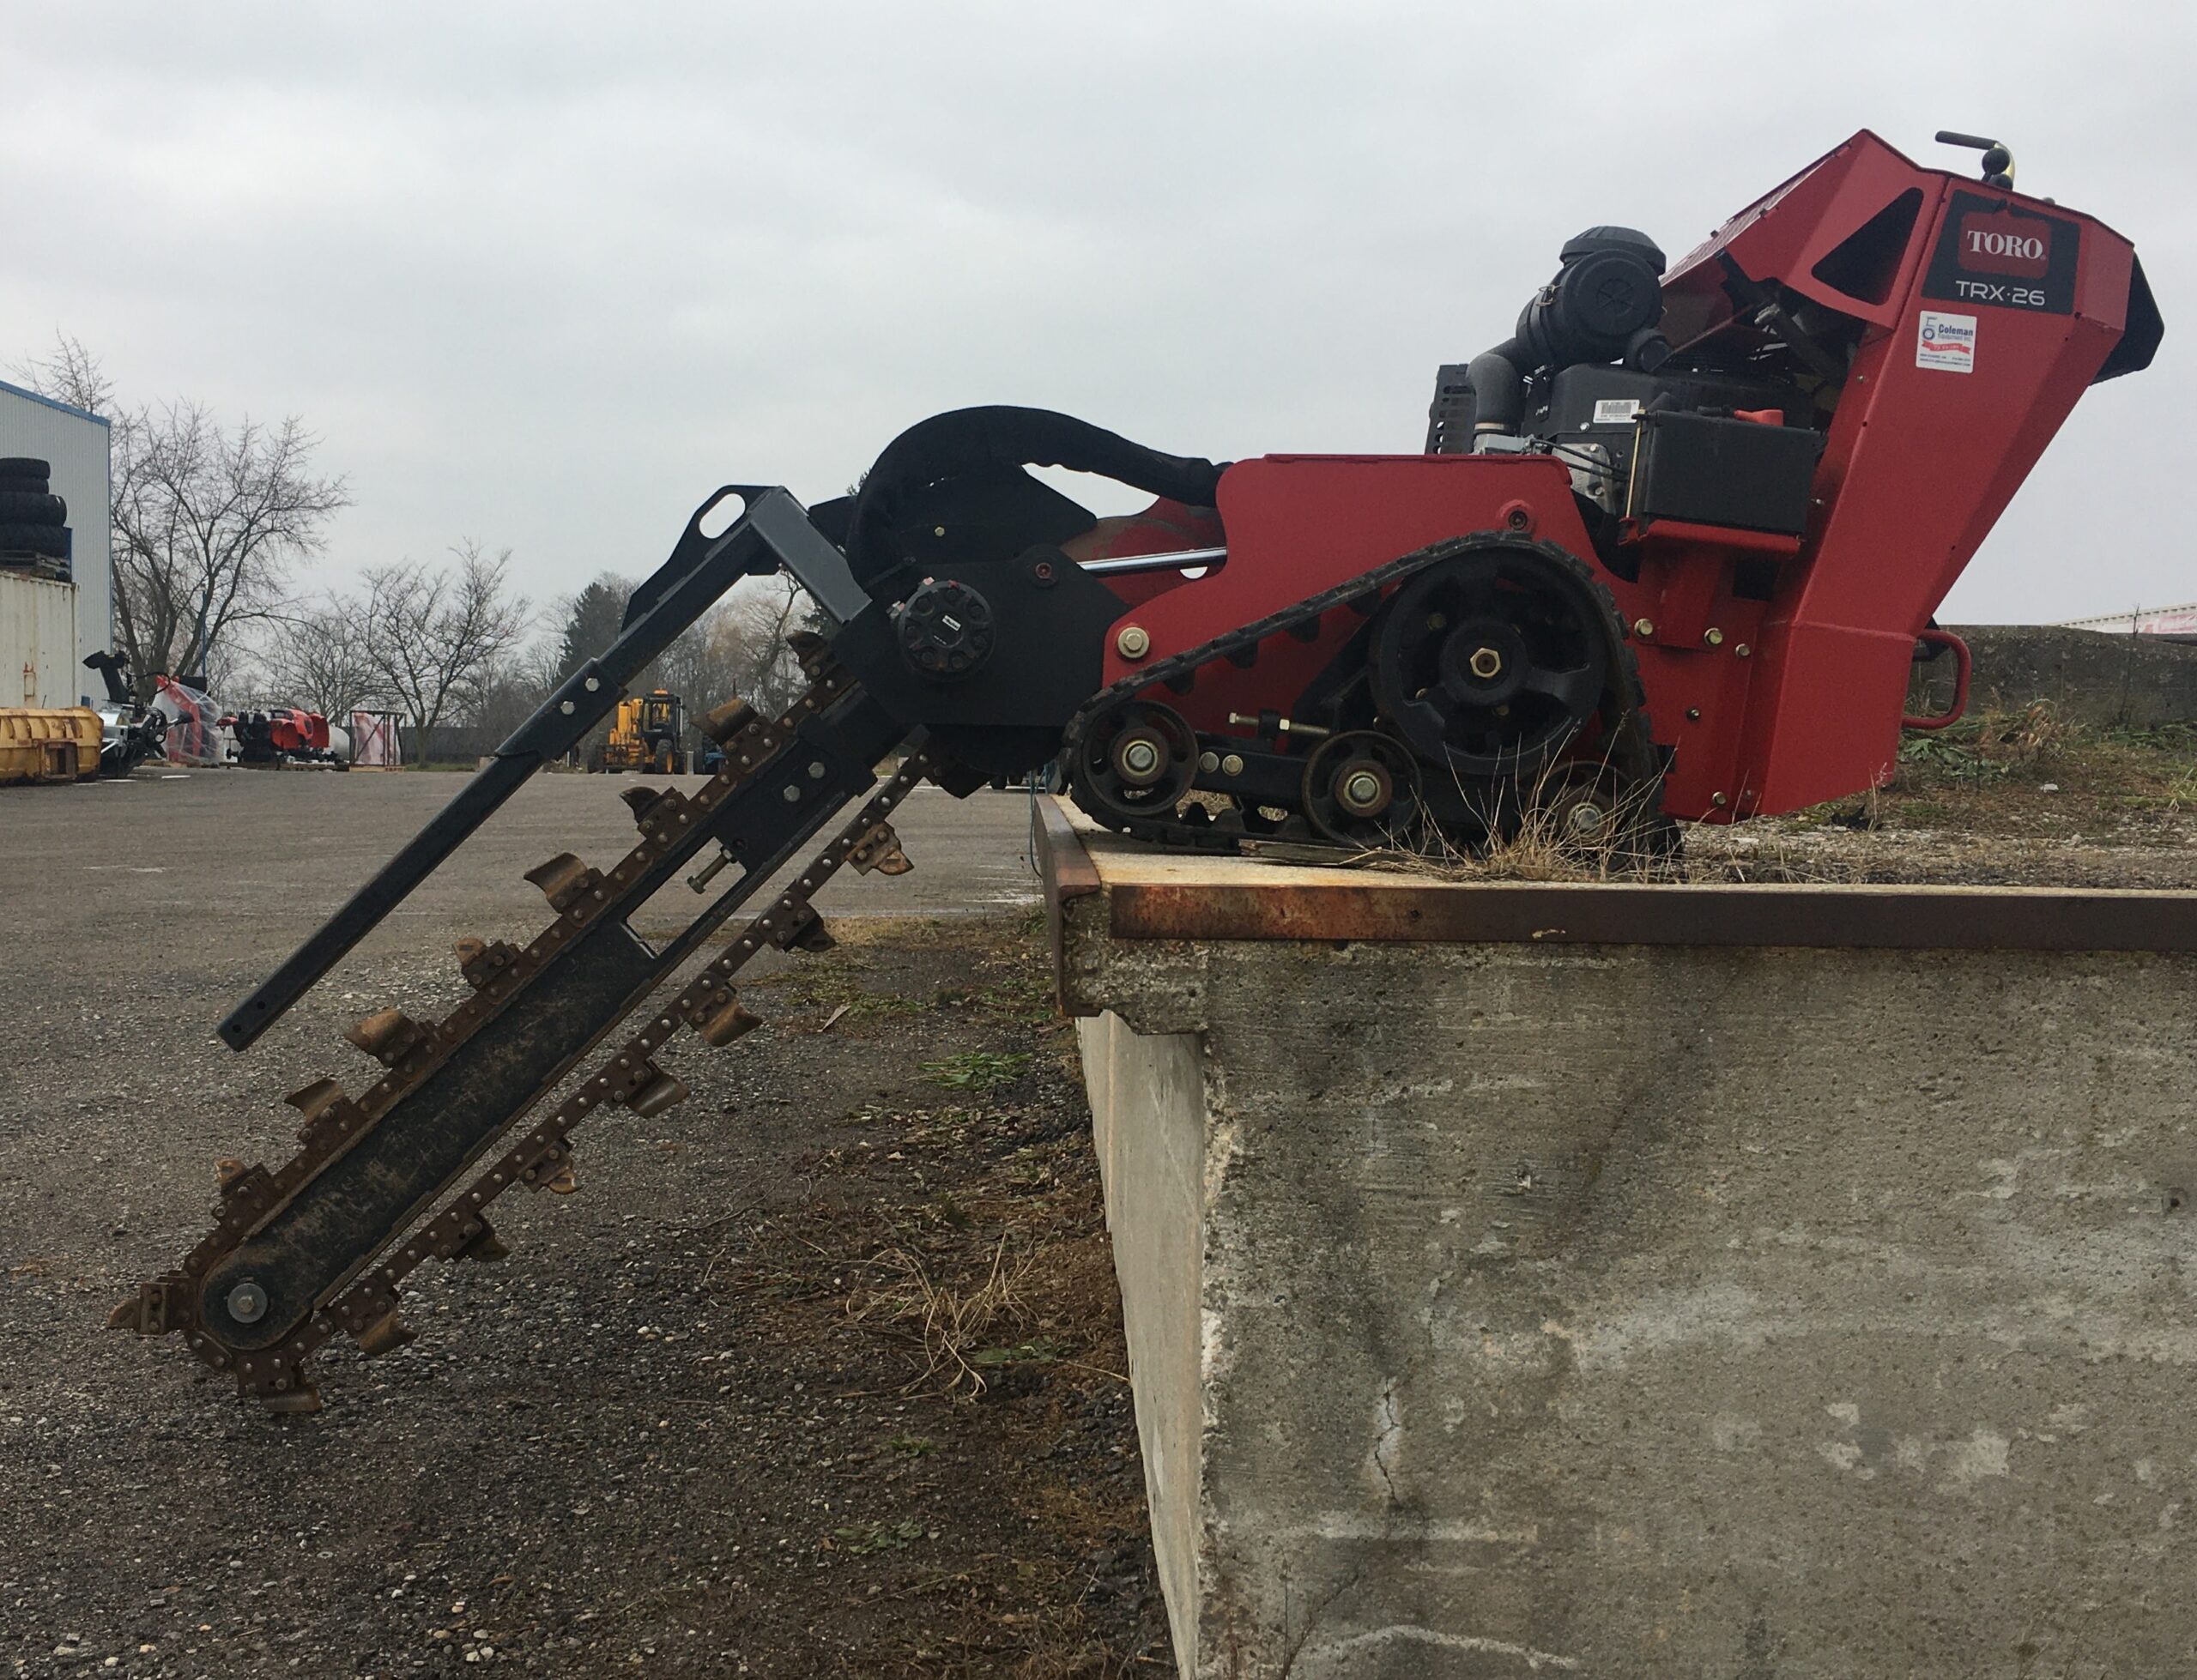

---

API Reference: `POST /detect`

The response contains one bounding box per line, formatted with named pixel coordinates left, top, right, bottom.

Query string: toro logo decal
left=1958, top=207, right=2049, bottom=277
left=1922, top=190, right=2078, bottom=314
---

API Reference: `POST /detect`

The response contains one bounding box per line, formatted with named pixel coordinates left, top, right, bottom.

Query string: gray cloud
left=2, top=0, right=2187, bottom=623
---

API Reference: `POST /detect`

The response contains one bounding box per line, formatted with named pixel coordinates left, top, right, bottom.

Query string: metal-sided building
left=0, top=378, right=112, bottom=706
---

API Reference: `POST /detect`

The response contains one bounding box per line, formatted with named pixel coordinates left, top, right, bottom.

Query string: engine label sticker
left=1921, top=190, right=2079, bottom=314
left=1916, top=311, right=1977, bottom=372
left=1590, top=398, right=1642, bottom=425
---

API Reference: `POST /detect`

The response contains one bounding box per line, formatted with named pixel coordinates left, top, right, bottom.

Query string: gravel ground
left=0, top=771, right=1166, bottom=1677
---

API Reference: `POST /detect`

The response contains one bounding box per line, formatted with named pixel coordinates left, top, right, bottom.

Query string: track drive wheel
left=1072, top=699, right=1197, bottom=829
left=1369, top=540, right=1619, bottom=778
left=1301, top=730, right=1424, bottom=851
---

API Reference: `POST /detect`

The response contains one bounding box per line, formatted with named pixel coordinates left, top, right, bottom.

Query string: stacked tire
left=0, top=457, right=72, bottom=583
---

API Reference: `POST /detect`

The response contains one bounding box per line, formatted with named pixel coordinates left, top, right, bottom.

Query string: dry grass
left=847, top=1234, right=1042, bottom=1398
left=1369, top=753, right=1682, bottom=885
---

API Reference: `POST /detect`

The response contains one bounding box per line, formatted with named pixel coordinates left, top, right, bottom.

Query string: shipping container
left=0, top=571, right=81, bottom=707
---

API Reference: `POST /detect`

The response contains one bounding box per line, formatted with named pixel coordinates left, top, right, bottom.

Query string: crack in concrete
left=1371, top=1377, right=1404, bottom=1508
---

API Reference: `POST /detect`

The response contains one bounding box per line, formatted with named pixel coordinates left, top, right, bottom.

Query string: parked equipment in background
left=154, top=677, right=231, bottom=768
left=597, top=689, right=689, bottom=773
left=0, top=456, right=72, bottom=585
left=110, top=130, right=2163, bottom=1411
left=0, top=705, right=100, bottom=785
left=81, top=650, right=169, bottom=777
left=221, top=707, right=351, bottom=769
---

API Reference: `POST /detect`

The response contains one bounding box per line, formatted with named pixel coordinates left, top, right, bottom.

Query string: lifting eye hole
left=695, top=490, right=750, bottom=539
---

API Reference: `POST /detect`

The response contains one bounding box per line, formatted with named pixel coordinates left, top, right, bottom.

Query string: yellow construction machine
left=596, top=689, right=689, bottom=774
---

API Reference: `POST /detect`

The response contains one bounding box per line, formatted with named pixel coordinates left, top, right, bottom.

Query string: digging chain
left=116, top=663, right=935, bottom=1411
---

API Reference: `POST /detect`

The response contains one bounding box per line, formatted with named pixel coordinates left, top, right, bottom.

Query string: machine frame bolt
left=1703, top=627, right=1724, bottom=647
left=1116, top=625, right=1152, bottom=660
left=1632, top=618, right=1656, bottom=639
left=1220, top=752, right=1245, bottom=777
left=227, top=1281, right=268, bottom=1325
left=1734, top=643, right=1752, bottom=658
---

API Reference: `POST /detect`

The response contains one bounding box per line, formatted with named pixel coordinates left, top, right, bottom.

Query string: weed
left=920, top=1050, right=1031, bottom=1091
left=886, top=1434, right=936, bottom=1458
left=834, top=1517, right=927, bottom=1555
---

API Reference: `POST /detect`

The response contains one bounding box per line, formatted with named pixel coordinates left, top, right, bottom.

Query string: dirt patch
left=0, top=914, right=1170, bottom=1678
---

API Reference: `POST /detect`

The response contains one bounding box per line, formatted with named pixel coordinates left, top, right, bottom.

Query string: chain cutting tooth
left=626, top=1067, right=690, bottom=1119
left=454, top=1216, right=510, bottom=1262
left=524, top=852, right=600, bottom=909
left=785, top=631, right=832, bottom=678
left=107, top=1274, right=184, bottom=1335
left=767, top=904, right=834, bottom=953
left=343, top=1007, right=426, bottom=1066
left=849, top=820, right=912, bottom=877
left=699, top=697, right=756, bottom=743
left=354, top=1311, right=415, bottom=1359
left=260, top=1382, right=324, bottom=1417
left=456, top=936, right=521, bottom=988
left=692, top=990, right=763, bottom=1047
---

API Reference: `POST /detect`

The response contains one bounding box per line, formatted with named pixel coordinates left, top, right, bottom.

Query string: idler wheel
left=1074, top=700, right=1197, bottom=825
left=1301, top=730, right=1424, bottom=850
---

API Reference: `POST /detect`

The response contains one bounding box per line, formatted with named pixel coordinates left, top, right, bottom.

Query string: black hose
left=844, top=405, right=1225, bottom=587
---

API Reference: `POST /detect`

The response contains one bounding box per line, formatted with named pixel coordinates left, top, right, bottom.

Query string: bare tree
left=724, top=574, right=812, bottom=716
left=106, top=404, right=351, bottom=694
left=14, top=337, right=351, bottom=699
left=259, top=595, right=380, bottom=722
left=10, top=332, right=113, bottom=414
left=361, top=542, right=530, bottom=761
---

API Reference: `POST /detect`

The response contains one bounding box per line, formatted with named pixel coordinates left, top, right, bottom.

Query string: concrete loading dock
left=1040, top=802, right=2197, bottom=1678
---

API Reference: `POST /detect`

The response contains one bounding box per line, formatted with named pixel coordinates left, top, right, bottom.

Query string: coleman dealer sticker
left=1916, top=311, right=1976, bottom=372
left=1591, top=397, right=1642, bottom=425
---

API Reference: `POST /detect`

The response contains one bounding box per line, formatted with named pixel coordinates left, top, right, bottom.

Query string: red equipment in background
left=221, top=707, right=350, bottom=768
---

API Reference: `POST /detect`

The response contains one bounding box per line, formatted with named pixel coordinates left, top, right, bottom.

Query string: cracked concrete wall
left=1067, top=911, right=2197, bottom=1678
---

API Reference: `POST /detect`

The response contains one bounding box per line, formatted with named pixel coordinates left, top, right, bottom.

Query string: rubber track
left=1062, top=529, right=1673, bottom=854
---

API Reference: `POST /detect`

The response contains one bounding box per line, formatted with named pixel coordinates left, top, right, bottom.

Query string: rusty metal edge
left=1101, top=878, right=2197, bottom=952
left=1034, top=796, right=1104, bottom=1014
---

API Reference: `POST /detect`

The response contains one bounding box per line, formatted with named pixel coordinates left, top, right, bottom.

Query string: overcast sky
left=2, top=1, right=2188, bottom=626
